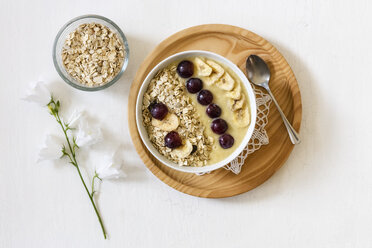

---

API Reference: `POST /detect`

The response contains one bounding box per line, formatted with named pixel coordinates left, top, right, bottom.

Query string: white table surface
left=1, top=0, right=372, bottom=247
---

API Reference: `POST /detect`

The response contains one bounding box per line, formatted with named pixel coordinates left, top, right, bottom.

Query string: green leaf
left=72, top=137, right=79, bottom=149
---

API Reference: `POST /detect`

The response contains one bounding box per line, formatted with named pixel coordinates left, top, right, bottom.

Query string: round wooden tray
left=128, top=24, right=302, bottom=198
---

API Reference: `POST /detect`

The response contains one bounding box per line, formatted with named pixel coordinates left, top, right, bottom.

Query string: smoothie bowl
left=136, top=51, right=256, bottom=173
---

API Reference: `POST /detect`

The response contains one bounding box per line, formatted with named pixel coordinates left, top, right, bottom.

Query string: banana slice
left=233, top=106, right=251, bottom=127
left=152, top=113, right=179, bottom=131
left=172, top=140, right=193, bottom=158
left=216, top=72, right=235, bottom=91
left=195, top=57, right=212, bottom=76
left=204, top=60, right=224, bottom=85
left=226, top=83, right=241, bottom=100
left=228, top=93, right=246, bottom=111
left=206, top=60, right=224, bottom=75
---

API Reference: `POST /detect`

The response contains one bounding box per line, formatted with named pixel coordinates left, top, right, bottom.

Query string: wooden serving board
left=128, top=24, right=302, bottom=198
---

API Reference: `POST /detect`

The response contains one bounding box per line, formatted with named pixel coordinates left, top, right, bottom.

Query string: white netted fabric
left=196, top=85, right=272, bottom=176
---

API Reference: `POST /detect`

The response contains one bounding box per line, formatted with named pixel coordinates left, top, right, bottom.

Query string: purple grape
left=206, top=103, right=221, bottom=118
left=197, top=90, right=213, bottom=105
left=164, top=131, right=182, bottom=148
left=186, top=78, right=203, bottom=93
left=191, top=145, right=197, bottom=154
left=147, top=101, right=157, bottom=112
left=177, top=60, right=194, bottom=78
left=211, top=118, right=228, bottom=134
left=219, top=134, right=234, bottom=149
left=150, top=102, right=168, bottom=120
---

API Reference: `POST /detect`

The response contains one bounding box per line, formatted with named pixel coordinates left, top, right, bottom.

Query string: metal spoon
left=246, top=55, right=301, bottom=144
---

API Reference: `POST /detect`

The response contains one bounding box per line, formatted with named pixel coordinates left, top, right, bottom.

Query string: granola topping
left=142, top=66, right=213, bottom=166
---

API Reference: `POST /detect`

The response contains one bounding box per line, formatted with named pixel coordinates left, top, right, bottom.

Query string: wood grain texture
left=128, top=24, right=302, bottom=198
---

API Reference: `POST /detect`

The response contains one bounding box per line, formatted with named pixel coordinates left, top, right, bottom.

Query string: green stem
left=75, top=164, right=107, bottom=239
left=53, top=109, right=107, bottom=239
left=91, top=175, right=96, bottom=197
left=91, top=173, right=99, bottom=197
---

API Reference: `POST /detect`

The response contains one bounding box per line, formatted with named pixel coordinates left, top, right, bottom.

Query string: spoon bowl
left=246, top=55, right=271, bottom=87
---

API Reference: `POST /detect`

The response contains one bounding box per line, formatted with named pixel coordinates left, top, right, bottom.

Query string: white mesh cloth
left=197, top=85, right=272, bottom=175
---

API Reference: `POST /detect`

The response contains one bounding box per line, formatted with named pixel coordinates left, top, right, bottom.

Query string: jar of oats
left=53, top=15, right=129, bottom=91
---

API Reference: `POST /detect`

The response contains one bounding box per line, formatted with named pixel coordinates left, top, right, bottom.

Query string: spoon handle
left=265, top=86, right=301, bottom=144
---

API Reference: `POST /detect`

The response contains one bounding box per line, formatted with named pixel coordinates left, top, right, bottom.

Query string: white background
left=1, top=0, right=371, bottom=247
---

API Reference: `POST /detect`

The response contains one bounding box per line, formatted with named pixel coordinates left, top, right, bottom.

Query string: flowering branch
left=48, top=97, right=107, bottom=239
left=24, top=80, right=126, bottom=239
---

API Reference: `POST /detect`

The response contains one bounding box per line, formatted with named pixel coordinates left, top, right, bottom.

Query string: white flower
left=66, top=109, right=84, bottom=128
left=38, top=135, right=63, bottom=162
left=23, top=80, right=51, bottom=107
left=75, top=118, right=102, bottom=147
left=96, top=148, right=126, bottom=180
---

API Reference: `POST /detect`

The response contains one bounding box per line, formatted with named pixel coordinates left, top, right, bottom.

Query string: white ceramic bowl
left=136, top=50, right=257, bottom=173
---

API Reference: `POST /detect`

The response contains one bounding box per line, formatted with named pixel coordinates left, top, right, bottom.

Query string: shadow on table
left=100, top=127, right=148, bottom=183
left=214, top=39, right=336, bottom=203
